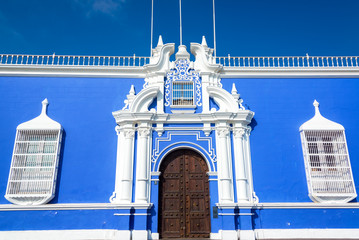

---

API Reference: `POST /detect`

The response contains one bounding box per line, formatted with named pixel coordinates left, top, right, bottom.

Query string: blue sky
left=1, top=0, right=359, bottom=57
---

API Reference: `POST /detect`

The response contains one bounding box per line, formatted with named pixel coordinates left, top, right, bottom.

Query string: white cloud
left=73, top=0, right=126, bottom=18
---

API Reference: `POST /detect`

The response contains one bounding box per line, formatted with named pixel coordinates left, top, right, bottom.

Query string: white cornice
left=220, top=67, right=359, bottom=78
left=113, top=111, right=254, bottom=125
left=217, top=202, right=359, bottom=209
left=0, top=65, right=146, bottom=78
left=0, top=203, right=153, bottom=211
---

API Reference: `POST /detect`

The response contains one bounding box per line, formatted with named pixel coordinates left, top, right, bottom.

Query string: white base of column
left=150, top=232, right=159, bottom=240
left=0, top=230, right=131, bottom=240
left=254, top=229, right=359, bottom=239
left=221, top=230, right=238, bottom=240
left=239, top=230, right=255, bottom=240
left=210, top=232, right=222, bottom=239
left=132, top=230, right=148, bottom=240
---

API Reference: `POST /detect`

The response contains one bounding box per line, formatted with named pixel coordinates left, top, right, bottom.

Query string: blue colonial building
left=0, top=36, right=359, bottom=239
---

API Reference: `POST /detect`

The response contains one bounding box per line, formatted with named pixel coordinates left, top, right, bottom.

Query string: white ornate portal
left=110, top=37, right=256, bottom=206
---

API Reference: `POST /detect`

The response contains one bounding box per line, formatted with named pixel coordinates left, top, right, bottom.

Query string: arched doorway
left=158, top=149, right=211, bottom=239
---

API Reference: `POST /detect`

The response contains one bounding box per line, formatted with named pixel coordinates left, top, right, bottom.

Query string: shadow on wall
left=51, top=130, right=66, bottom=204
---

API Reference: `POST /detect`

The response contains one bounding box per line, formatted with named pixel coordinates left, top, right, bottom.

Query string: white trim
left=0, top=229, right=131, bottom=240
left=220, top=68, right=359, bottom=78
left=0, top=65, right=146, bottom=78
left=113, top=213, right=150, bottom=216
left=151, top=232, right=159, bottom=240
left=0, top=203, right=152, bottom=211
left=220, top=230, right=238, bottom=240
left=255, top=228, right=359, bottom=239
left=210, top=232, right=222, bottom=240
left=217, top=202, right=359, bottom=209
left=218, top=213, right=254, bottom=216
left=240, top=230, right=255, bottom=240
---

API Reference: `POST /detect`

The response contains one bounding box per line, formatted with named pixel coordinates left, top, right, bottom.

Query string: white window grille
left=172, top=81, right=194, bottom=106
left=300, top=100, right=356, bottom=203
left=5, top=99, right=62, bottom=205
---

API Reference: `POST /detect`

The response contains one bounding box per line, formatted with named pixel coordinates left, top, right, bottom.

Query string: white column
left=243, top=127, right=256, bottom=203
left=110, top=124, right=135, bottom=203
left=135, top=125, right=152, bottom=203
left=215, top=125, right=234, bottom=203
left=233, top=127, right=249, bottom=202
left=110, top=126, right=123, bottom=203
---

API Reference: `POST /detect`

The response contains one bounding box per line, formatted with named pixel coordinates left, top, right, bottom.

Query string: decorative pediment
left=165, top=59, right=202, bottom=109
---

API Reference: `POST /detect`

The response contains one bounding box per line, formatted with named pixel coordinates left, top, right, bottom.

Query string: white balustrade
left=216, top=55, right=359, bottom=68
left=1, top=53, right=358, bottom=68
left=0, top=54, right=150, bottom=67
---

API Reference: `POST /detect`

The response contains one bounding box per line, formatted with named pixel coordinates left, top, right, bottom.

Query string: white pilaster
left=110, top=124, right=135, bottom=203
left=233, top=126, right=249, bottom=202
left=135, top=125, right=152, bottom=203
left=243, top=127, right=256, bottom=202
left=215, top=124, right=234, bottom=203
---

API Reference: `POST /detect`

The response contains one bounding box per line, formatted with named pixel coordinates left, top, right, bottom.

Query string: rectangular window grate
left=301, top=130, right=356, bottom=201
left=172, top=81, right=194, bottom=106
left=6, top=129, right=61, bottom=202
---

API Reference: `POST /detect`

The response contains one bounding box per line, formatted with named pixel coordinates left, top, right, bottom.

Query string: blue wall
left=222, top=78, right=359, bottom=203
left=0, top=76, right=359, bottom=205
left=0, top=76, right=144, bottom=204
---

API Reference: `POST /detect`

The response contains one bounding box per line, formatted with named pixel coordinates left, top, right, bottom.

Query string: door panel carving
left=159, top=149, right=210, bottom=238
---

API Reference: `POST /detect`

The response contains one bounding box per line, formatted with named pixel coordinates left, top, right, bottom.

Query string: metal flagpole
left=179, top=0, right=183, bottom=45
left=150, top=0, right=154, bottom=56
left=213, top=0, right=217, bottom=57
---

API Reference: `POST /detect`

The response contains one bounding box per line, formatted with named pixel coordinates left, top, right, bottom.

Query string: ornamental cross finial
left=41, top=98, right=49, bottom=116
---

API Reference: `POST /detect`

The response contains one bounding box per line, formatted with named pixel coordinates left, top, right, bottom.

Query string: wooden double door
left=159, top=149, right=211, bottom=239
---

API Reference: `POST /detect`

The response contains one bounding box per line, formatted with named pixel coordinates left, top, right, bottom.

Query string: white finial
left=313, top=99, right=321, bottom=116
left=129, top=85, right=135, bottom=95
left=231, top=83, right=238, bottom=95
left=157, top=35, right=163, bottom=47
left=201, top=36, right=208, bottom=47
left=41, top=98, right=49, bottom=115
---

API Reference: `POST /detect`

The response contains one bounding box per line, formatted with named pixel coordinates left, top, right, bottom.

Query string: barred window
left=172, top=81, right=194, bottom=106
left=300, top=100, right=356, bottom=203
left=5, top=99, right=62, bottom=205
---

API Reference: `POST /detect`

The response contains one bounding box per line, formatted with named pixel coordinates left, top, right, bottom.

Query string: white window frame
left=5, top=99, right=62, bottom=205
left=300, top=100, right=356, bottom=203
left=172, top=81, right=195, bottom=107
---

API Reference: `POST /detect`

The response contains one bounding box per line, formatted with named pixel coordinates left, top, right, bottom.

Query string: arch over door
left=159, top=149, right=211, bottom=238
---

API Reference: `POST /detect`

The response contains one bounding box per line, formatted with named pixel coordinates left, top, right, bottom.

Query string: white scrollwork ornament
left=233, top=128, right=246, bottom=138
left=122, top=129, right=135, bottom=138
left=138, top=128, right=151, bottom=137
left=217, top=128, right=230, bottom=137
left=166, top=59, right=202, bottom=107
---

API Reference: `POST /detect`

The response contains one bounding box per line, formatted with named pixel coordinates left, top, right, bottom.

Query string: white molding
left=210, top=232, right=222, bottom=240
left=132, top=230, right=149, bottom=240
left=217, top=202, right=359, bottom=209
left=220, top=230, right=238, bottom=240
left=220, top=68, right=359, bottom=78
left=152, top=131, right=216, bottom=171
left=130, top=86, right=159, bottom=113
left=0, top=229, right=131, bottom=240
left=255, top=228, right=359, bottom=239
left=150, top=232, right=159, bottom=240
left=0, top=203, right=152, bottom=211
left=240, top=230, right=255, bottom=240
left=0, top=65, right=146, bottom=78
